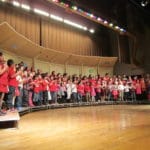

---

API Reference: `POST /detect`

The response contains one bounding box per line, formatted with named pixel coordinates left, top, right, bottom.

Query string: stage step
left=0, top=110, right=20, bottom=129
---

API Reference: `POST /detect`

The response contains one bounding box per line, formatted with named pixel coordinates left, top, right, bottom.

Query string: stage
left=0, top=110, right=20, bottom=129
left=0, top=104, right=150, bottom=150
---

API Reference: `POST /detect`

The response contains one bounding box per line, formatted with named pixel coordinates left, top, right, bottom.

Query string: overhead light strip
left=0, top=0, right=95, bottom=33
left=13, top=1, right=20, bottom=7
left=64, top=19, right=87, bottom=30
left=21, top=4, right=30, bottom=10
left=33, top=8, right=49, bottom=17
left=50, top=14, right=63, bottom=22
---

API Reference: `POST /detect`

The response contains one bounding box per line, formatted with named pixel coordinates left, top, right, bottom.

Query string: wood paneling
left=0, top=5, right=102, bottom=56
left=50, top=63, right=65, bottom=74
left=67, top=65, right=81, bottom=75
left=41, top=20, right=101, bottom=56
left=0, top=6, right=40, bottom=44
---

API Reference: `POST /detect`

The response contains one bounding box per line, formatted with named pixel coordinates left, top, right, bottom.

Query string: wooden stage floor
left=0, top=105, right=150, bottom=150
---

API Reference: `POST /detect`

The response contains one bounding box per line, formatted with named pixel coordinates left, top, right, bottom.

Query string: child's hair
left=0, top=51, right=3, bottom=56
left=7, top=59, right=14, bottom=67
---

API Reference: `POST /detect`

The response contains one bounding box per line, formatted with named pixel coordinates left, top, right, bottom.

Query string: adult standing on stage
left=0, top=52, right=8, bottom=116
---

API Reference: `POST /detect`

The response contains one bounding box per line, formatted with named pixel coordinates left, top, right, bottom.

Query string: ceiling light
left=13, top=1, right=20, bottom=7
left=141, top=0, right=149, bottom=7
left=83, top=27, right=88, bottom=31
left=97, top=17, right=102, bottom=21
left=50, top=14, right=63, bottom=22
left=34, top=8, right=49, bottom=17
left=89, top=29, right=95, bottom=33
left=109, top=23, right=113, bottom=27
left=21, top=4, right=30, bottom=10
left=72, top=6, right=78, bottom=11
left=104, top=20, right=108, bottom=24
left=90, top=14, right=94, bottom=18
left=52, top=0, right=59, bottom=2
left=115, top=26, right=119, bottom=29
left=64, top=19, right=85, bottom=30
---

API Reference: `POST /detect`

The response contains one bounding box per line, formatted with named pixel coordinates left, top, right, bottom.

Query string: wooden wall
left=3, top=50, right=114, bottom=76
left=0, top=5, right=102, bottom=56
left=41, top=20, right=101, bottom=55
left=0, top=6, right=40, bottom=44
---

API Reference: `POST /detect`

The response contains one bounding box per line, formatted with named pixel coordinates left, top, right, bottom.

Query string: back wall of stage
left=3, top=50, right=114, bottom=76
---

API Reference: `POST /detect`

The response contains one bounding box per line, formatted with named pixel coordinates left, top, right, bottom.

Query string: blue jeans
left=71, top=92, right=77, bottom=103
left=23, top=89, right=29, bottom=106
left=77, top=93, right=82, bottom=102
left=51, top=91, right=57, bottom=103
left=33, top=92, right=40, bottom=102
left=6, top=86, right=15, bottom=109
left=16, top=87, right=23, bottom=108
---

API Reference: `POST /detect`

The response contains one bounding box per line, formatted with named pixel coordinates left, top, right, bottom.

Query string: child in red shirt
left=6, top=59, right=21, bottom=111
left=77, top=81, right=84, bottom=102
left=0, top=52, right=8, bottom=115
left=84, top=82, right=91, bottom=102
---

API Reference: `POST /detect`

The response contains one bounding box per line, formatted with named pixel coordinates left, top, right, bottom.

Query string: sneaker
left=7, top=108, right=16, bottom=112
left=0, top=110, right=6, bottom=116
left=10, top=108, right=16, bottom=113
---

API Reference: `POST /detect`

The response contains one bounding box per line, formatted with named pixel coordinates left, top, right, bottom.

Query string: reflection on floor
left=1, top=105, right=150, bottom=150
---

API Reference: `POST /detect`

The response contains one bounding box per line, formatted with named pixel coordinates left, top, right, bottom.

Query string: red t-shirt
left=77, top=84, right=85, bottom=95
left=49, top=82, right=58, bottom=92
left=0, top=64, right=8, bottom=85
left=8, top=66, right=18, bottom=87
left=96, top=84, right=101, bottom=93
left=84, top=85, right=91, bottom=93
left=33, top=80, right=40, bottom=93
left=42, top=79, right=49, bottom=91
left=38, top=79, right=43, bottom=92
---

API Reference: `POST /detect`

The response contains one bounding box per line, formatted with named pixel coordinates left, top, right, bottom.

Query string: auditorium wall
left=0, top=5, right=102, bottom=56
left=3, top=50, right=114, bottom=76
left=0, top=5, right=40, bottom=44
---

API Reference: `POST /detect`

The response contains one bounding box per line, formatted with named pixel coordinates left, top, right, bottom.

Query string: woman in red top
left=0, top=52, right=8, bottom=115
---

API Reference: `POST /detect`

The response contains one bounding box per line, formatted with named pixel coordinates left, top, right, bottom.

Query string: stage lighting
left=83, top=27, right=88, bottom=31
left=50, top=14, right=63, bottom=22
left=90, top=14, right=93, bottom=18
left=120, top=28, right=126, bottom=32
left=52, top=0, right=59, bottom=2
left=13, top=1, right=20, bottom=7
left=34, top=8, right=49, bottom=17
left=21, top=4, right=30, bottom=10
left=104, top=20, right=108, bottom=24
left=97, top=17, right=102, bottom=21
left=109, top=23, right=113, bottom=27
left=141, top=0, right=149, bottom=7
left=115, top=26, right=119, bottom=29
left=72, top=6, right=78, bottom=11
left=89, top=29, right=95, bottom=33
left=64, top=19, right=86, bottom=30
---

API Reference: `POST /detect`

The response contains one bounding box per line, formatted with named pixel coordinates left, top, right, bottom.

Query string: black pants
left=23, top=89, right=29, bottom=107
left=43, top=91, right=48, bottom=104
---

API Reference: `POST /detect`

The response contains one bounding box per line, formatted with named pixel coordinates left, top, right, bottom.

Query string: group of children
left=0, top=51, right=150, bottom=115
